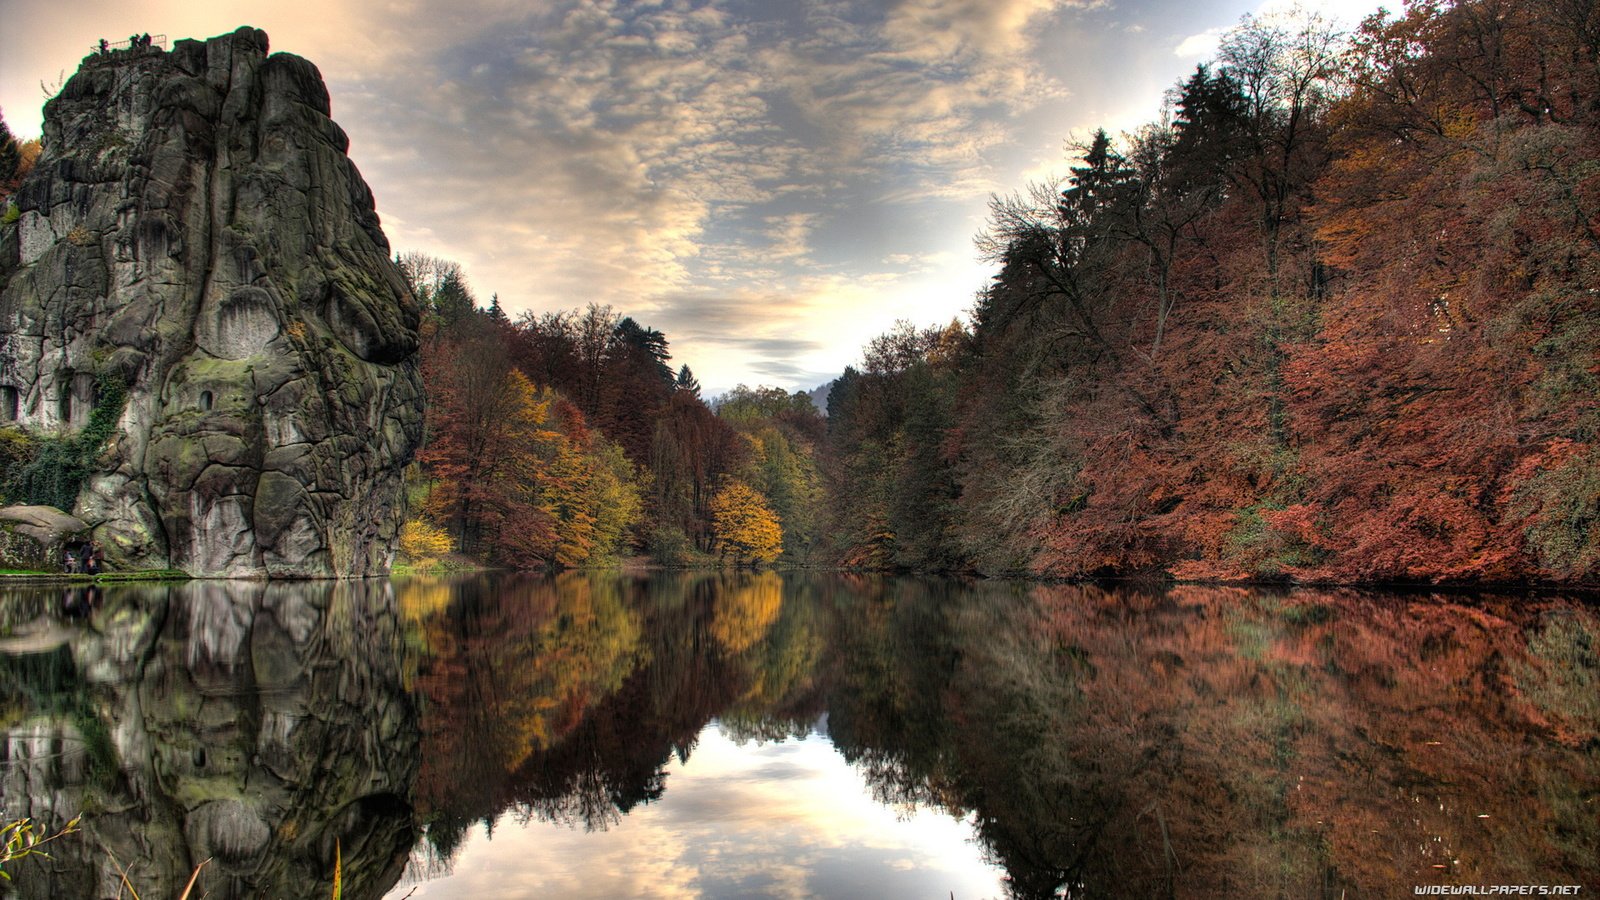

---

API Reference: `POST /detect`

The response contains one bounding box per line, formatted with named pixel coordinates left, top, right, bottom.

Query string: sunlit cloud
left=763, top=213, right=820, bottom=261
left=1175, top=26, right=1229, bottom=57
left=388, top=725, right=1003, bottom=899
left=4, top=0, right=1387, bottom=391
left=1181, top=0, right=1384, bottom=58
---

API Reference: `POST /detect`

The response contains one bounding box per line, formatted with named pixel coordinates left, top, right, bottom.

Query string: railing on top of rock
left=91, top=34, right=168, bottom=54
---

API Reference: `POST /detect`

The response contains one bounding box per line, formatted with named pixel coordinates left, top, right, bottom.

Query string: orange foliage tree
left=418, top=314, right=642, bottom=568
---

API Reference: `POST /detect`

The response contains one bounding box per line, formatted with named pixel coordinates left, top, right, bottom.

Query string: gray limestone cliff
left=0, top=28, right=423, bottom=577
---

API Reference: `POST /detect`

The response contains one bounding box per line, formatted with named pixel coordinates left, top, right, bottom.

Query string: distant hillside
left=802, top=380, right=833, bottom=415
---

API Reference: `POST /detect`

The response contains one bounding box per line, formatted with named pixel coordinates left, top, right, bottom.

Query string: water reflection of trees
left=0, top=581, right=418, bottom=899
left=823, top=582, right=1600, bottom=899
left=402, top=570, right=827, bottom=856
left=400, top=572, right=1598, bottom=898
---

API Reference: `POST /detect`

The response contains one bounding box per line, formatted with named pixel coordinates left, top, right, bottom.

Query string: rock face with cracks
left=0, top=28, right=423, bottom=577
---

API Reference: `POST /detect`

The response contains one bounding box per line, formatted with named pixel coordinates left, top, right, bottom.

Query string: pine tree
left=675, top=365, right=701, bottom=397
left=1060, top=128, right=1133, bottom=230
left=614, top=318, right=674, bottom=384
left=432, top=268, right=476, bottom=325
left=1168, top=64, right=1249, bottom=195
left=0, top=112, right=20, bottom=191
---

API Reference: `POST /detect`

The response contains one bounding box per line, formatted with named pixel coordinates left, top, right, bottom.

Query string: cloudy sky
left=2, top=0, right=1382, bottom=394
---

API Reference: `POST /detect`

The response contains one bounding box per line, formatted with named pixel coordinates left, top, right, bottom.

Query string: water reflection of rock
left=0, top=581, right=418, bottom=898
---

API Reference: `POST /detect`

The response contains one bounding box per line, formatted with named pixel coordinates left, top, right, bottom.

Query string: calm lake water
left=1, top=573, right=1596, bottom=898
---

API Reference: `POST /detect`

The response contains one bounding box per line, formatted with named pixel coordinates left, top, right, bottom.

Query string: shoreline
left=2, top=565, right=1597, bottom=597
left=0, top=569, right=191, bottom=585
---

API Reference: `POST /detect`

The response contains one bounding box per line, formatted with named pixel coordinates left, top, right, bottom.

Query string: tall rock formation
left=0, top=28, right=423, bottom=577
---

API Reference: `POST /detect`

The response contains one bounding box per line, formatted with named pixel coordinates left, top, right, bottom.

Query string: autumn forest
left=6, top=5, right=1600, bottom=898
left=388, top=0, right=1599, bottom=586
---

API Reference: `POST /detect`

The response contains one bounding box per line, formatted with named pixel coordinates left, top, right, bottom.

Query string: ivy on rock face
left=1, top=373, right=127, bottom=511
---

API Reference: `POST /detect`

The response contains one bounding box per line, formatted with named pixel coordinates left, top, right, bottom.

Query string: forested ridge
left=825, top=0, right=1600, bottom=585
left=393, top=254, right=819, bottom=570
left=375, top=0, right=1599, bottom=584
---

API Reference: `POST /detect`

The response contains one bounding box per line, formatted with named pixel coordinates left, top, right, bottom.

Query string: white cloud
left=1178, top=0, right=1385, bottom=59
left=1175, top=25, right=1228, bottom=57
left=763, top=213, right=819, bottom=261
left=1263, top=0, right=1387, bottom=27
left=329, top=0, right=1082, bottom=388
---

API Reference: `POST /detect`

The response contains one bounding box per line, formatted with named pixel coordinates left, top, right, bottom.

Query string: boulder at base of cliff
left=0, top=505, right=89, bottom=572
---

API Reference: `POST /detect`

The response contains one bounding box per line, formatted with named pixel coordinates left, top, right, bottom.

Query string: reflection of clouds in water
left=732, top=759, right=813, bottom=784
left=404, top=813, right=700, bottom=899
left=390, top=725, right=1003, bottom=899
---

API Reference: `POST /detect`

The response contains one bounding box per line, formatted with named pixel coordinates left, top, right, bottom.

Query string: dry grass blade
left=331, top=838, right=342, bottom=900
left=107, top=850, right=141, bottom=900
left=176, top=858, right=210, bottom=900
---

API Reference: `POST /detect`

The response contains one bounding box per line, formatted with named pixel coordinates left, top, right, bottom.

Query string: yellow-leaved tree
left=399, top=518, right=454, bottom=569
left=710, top=478, right=782, bottom=565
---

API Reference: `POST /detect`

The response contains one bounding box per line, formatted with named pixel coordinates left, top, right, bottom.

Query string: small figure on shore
left=140, top=33, right=152, bottom=49
left=99, top=38, right=109, bottom=54
left=60, top=541, right=102, bottom=574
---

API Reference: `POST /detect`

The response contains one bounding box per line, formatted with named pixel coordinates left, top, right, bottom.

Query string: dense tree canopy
left=819, top=0, right=1600, bottom=586
left=401, top=274, right=770, bottom=569
left=710, top=478, right=783, bottom=565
